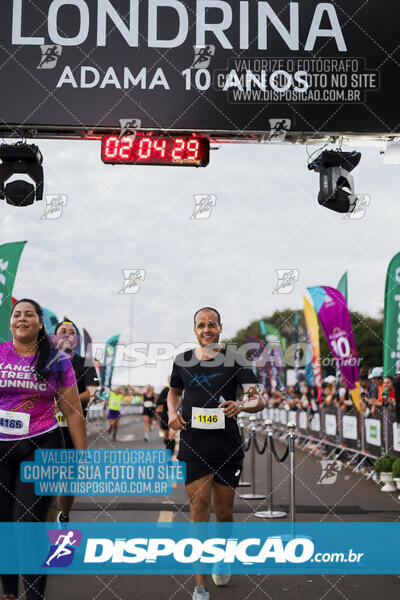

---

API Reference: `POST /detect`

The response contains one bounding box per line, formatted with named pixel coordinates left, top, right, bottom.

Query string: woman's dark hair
left=193, top=307, right=221, bottom=325
left=11, top=298, right=61, bottom=382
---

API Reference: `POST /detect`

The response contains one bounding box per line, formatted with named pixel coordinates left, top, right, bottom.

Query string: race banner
left=294, top=311, right=300, bottom=383
left=383, top=252, right=400, bottom=377
left=308, top=286, right=362, bottom=413
left=0, top=241, right=26, bottom=342
left=336, top=272, right=348, bottom=381
left=303, top=296, right=322, bottom=402
left=0, top=1, right=397, bottom=137
left=259, top=320, right=284, bottom=390
left=101, top=334, right=120, bottom=388
left=245, top=333, right=273, bottom=388
left=337, top=272, right=348, bottom=303
left=304, top=329, right=315, bottom=387
left=42, top=306, right=59, bottom=334
left=261, top=321, right=286, bottom=383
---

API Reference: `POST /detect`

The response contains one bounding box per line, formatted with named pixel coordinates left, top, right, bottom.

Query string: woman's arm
left=57, top=385, right=87, bottom=449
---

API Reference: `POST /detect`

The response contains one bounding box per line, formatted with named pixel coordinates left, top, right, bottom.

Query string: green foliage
left=374, top=454, right=397, bottom=474
left=392, top=458, right=400, bottom=479
left=225, top=308, right=383, bottom=373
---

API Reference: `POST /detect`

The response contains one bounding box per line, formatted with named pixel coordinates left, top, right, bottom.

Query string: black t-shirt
left=72, top=354, right=99, bottom=418
left=170, top=348, right=257, bottom=463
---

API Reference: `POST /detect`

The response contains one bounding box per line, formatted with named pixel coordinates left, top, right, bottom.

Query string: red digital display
left=101, top=134, right=209, bottom=167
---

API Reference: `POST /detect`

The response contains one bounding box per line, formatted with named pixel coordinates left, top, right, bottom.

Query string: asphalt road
left=41, top=413, right=400, bottom=599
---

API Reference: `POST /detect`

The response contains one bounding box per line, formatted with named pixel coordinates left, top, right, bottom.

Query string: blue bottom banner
left=0, top=523, right=399, bottom=574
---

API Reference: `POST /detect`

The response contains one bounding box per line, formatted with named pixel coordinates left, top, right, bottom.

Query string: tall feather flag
left=303, top=296, right=323, bottom=403
left=308, top=286, right=362, bottom=412
left=0, top=242, right=27, bottom=342
left=101, top=334, right=120, bottom=388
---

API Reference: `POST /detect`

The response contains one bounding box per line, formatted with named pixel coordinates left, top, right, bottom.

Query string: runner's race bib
left=0, top=408, right=30, bottom=436
left=144, top=401, right=154, bottom=408
left=55, top=411, right=68, bottom=427
left=191, top=407, right=225, bottom=430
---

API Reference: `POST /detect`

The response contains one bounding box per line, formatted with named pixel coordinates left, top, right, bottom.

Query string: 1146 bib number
left=192, top=407, right=225, bottom=430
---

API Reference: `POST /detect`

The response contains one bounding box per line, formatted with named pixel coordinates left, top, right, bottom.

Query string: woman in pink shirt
left=0, top=299, right=87, bottom=600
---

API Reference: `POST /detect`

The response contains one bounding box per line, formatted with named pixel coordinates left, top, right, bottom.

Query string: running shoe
left=144, top=433, right=149, bottom=442
left=192, top=585, right=209, bottom=600
left=57, top=511, right=69, bottom=523
left=212, top=562, right=231, bottom=586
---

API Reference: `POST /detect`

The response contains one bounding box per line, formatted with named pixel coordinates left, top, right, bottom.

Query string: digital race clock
left=101, top=134, right=209, bottom=167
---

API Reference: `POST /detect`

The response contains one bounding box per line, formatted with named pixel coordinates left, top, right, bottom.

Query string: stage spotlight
left=0, top=143, right=44, bottom=207
left=308, top=149, right=361, bottom=214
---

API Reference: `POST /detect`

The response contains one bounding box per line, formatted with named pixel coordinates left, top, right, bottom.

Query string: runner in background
left=156, top=377, right=176, bottom=455
left=107, top=386, right=123, bottom=441
left=142, top=384, right=156, bottom=442
left=49, top=319, right=99, bottom=523
left=0, top=299, right=86, bottom=600
left=168, top=307, right=266, bottom=600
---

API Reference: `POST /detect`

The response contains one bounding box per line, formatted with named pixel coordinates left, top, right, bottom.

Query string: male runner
left=167, top=307, right=266, bottom=600
left=107, top=386, right=123, bottom=441
left=52, top=319, right=99, bottom=522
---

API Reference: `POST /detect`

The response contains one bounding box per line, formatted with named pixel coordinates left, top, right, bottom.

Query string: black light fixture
left=308, top=149, right=361, bottom=214
left=0, top=143, right=44, bottom=207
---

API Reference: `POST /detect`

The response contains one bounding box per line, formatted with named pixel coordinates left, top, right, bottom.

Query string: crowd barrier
left=238, top=405, right=400, bottom=520
left=238, top=415, right=297, bottom=521
left=239, top=406, right=400, bottom=482
left=256, top=404, right=400, bottom=472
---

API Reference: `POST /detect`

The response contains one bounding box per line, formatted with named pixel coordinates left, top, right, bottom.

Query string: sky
left=1, top=136, right=398, bottom=386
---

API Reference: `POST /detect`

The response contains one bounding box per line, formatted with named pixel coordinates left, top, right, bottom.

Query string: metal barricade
left=239, top=416, right=266, bottom=500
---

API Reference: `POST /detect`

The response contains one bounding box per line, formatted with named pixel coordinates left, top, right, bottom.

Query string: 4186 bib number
left=0, top=408, right=30, bottom=436
left=0, top=417, right=23, bottom=429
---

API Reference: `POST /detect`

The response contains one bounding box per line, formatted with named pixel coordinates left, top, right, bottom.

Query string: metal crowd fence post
left=361, top=412, right=365, bottom=453
left=288, top=422, right=296, bottom=523
left=237, top=415, right=251, bottom=487
left=255, top=420, right=287, bottom=519
left=239, top=416, right=266, bottom=500
left=384, top=406, right=389, bottom=454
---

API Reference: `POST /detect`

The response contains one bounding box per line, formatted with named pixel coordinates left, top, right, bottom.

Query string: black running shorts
left=184, top=460, right=242, bottom=487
